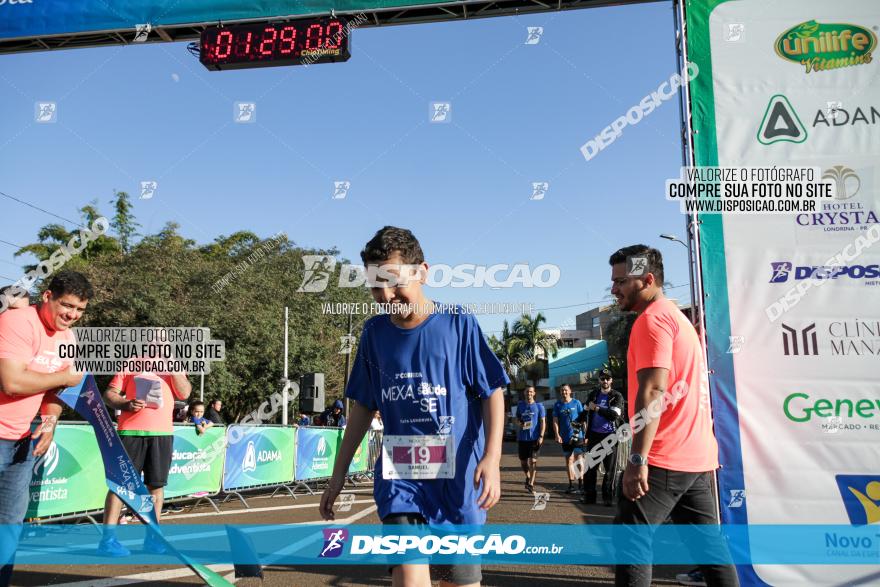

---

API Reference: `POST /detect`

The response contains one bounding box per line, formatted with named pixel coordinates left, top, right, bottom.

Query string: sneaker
left=565, top=486, right=575, bottom=494
left=163, top=505, right=184, bottom=515
left=525, top=483, right=534, bottom=493
left=143, top=531, right=168, bottom=555
left=676, top=569, right=707, bottom=587
left=97, top=536, right=131, bottom=558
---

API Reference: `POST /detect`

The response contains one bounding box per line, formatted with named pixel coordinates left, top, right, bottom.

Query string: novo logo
left=775, top=20, right=876, bottom=74
left=319, top=528, right=348, bottom=558
left=835, top=475, right=880, bottom=525
left=0, top=0, right=35, bottom=5
left=242, top=440, right=257, bottom=473
left=782, top=323, right=818, bottom=355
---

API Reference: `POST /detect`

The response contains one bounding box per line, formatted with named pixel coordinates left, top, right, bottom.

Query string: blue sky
left=0, top=0, right=691, bottom=336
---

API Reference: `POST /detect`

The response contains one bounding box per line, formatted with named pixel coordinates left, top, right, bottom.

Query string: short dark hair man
left=516, top=386, right=546, bottom=493
left=609, top=245, right=738, bottom=586
left=577, top=369, right=623, bottom=506
left=0, top=271, right=92, bottom=584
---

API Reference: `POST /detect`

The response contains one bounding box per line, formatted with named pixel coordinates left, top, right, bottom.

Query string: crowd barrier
left=27, top=422, right=375, bottom=522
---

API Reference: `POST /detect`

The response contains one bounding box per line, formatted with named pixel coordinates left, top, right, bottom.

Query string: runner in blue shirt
left=552, top=384, right=585, bottom=494
left=320, top=226, right=508, bottom=587
left=516, top=386, right=546, bottom=493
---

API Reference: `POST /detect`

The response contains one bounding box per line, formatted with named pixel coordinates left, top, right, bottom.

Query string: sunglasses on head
left=599, top=376, right=611, bottom=380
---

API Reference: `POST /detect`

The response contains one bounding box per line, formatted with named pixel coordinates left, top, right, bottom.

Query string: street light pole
left=660, top=233, right=696, bottom=320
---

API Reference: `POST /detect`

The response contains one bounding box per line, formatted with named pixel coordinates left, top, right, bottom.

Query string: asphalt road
left=11, top=441, right=686, bottom=586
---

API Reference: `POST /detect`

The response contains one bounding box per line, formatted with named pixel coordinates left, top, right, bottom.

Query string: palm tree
left=511, top=312, right=558, bottom=390
left=488, top=320, right=528, bottom=399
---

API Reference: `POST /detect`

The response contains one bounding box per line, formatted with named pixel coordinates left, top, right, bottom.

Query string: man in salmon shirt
left=609, top=245, right=737, bottom=587
left=98, top=365, right=191, bottom=556
left=0, top=271, right=91, bottom=586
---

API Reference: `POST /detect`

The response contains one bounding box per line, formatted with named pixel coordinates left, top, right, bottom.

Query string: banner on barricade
left=223, top=426, right=295, bottom=491
left=26, top=424, right=106, bottom=518
left=295, top=427, right=341, bottom=480
left=166, top=425, right=226, bottom=500
left=348, top=434, right=370, bottom=475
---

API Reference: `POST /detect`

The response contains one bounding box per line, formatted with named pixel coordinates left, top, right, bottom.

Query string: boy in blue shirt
left=319, top=226, right=508, bottom=587
left=552, top=384, right=584, bottom=494
left=516, top=386, right=546, bottom=493
left=187, top=401, right=213, bottom=435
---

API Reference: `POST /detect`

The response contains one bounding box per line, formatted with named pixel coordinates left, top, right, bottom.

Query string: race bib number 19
left=382, top=435, right=455, bottom=480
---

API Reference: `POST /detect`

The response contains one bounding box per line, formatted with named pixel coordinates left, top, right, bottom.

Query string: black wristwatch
left=628, top=453, right=648, bottom=467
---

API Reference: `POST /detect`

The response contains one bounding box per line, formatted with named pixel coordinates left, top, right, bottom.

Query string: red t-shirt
left=111, top=372, right=183, bottom=435
left=627, top=298, right=718, bottom=472
left=0, top=306, right=75, bottom=440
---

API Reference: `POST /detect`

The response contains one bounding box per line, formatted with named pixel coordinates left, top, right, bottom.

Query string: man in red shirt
left=99, top=369, right=191, bottom=556
left=609, top=245, right=737, bottom=587
left=0, top=271, right=91, bottom=586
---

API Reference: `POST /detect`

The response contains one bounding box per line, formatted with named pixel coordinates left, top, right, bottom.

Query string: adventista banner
left=686, top=1, right=879, bottom=585
left=26, top=423, right=106, bottom=518
left=165, top=425, right=226, bottom=500
left=295, top=427, right=341, bottom=480
left=223, top=426, right=295, bottom=491
left=348, top=433, right=370, bottom=475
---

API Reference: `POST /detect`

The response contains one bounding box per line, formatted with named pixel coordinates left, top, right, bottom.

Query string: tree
left=15, top=202, right=121, bottom=273
left=510, top=312, right=558, bottom=390
left=488, top=320, right=528, bottom=401
left=111, top=191, right=140, bottom=253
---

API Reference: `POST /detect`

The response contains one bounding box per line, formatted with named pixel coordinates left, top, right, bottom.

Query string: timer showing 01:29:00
left=199, top=18, right=352, bottom=71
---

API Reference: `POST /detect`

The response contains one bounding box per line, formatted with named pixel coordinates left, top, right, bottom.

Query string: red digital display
left=200, top=19, right=351, bottom=71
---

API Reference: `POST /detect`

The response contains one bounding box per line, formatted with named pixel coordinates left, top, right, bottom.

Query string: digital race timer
left=200, top=18, right=351, bottom=71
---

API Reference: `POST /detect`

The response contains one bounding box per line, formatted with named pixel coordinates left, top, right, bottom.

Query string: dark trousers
left=583, top=431, right=618, bottom=503
left=614, top=467, right=739, bottom=587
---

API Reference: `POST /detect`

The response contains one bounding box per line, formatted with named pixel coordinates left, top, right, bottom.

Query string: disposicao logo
left=319, top=528, right=349, bottom=558
left=835, top=475, right=880, bottom=525
left=775, top=20, right=876, bottom=74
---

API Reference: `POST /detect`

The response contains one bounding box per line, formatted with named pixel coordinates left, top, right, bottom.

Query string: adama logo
left=242, top=440, right=257, bottom=473
left=775, top=20, right=876, bottom=74
left=835, top=475, right=880, bottom=525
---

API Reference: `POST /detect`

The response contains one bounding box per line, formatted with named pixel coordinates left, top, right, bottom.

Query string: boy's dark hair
left=360, top=226, right=425, bottom=265
left=190, top=401, right=205, bottom=409
left=608, top=244, right=664, bottom=286
left=46, top=271, right=94, bottom=301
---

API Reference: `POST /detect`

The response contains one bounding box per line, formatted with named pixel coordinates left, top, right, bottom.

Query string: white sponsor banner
left=702, top=0, right=879, bottom=584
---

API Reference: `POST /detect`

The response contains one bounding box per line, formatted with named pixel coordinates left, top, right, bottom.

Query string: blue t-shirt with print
left=345, top=306, right=509, bottom=526
left=516, top=401, right=546, bottom=442
left=553, top=399, right=584, bottom=443
left=590, top=392, right=615, bottom=434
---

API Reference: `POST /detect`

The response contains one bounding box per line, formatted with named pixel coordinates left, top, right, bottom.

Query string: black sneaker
left=565, top=486, right=575, bottom=494
left=525, top=483, right=534, bottom=493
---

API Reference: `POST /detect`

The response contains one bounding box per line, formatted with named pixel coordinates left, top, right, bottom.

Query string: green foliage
left=111, top=191, right=140, bottom=253
left=23, top=201, right=372, bottom=422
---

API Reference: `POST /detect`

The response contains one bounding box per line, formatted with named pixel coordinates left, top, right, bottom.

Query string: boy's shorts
left=382, top=513, right=482, bottom=585
left=517, top=440, right=541, bottom=461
